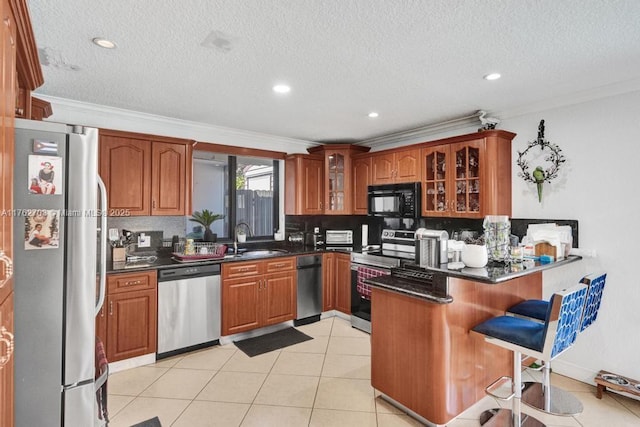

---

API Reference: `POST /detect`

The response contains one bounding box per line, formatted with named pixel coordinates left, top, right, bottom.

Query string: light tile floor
left=107, top=317, right=640, bottom=426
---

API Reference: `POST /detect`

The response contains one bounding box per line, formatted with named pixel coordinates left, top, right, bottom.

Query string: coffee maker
left=415, top=228, right=449, bottom=268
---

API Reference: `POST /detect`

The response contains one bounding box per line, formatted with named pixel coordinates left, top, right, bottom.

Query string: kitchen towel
left=357, top=266, right=390, bottom=300
left=234, top=327, right=312, bottom=357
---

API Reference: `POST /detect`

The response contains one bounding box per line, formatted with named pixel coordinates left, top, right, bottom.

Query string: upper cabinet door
left=371, top=149, right=420, bottom=185
left=394, top=148, right=421, bottom=183
left=285, top=154, right=324, bottom=215
left=151, top=142, right=186, bottom=215
left=352, top=156, right=371, bottom=215
left=325, top=150, right=351, bottom=215
left=99, top=135, right=151, bottom=216
left=450, top=140, right=484, bottom=217
left=371, top=152, right=395, bottom=185
left=422, top=145, right=449, bottom=216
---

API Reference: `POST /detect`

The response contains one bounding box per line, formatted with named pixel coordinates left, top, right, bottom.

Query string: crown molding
left=495, top=78, right=640, bottom=120
left=356, top=112, right=483, bottom=150
left=34, top=94, right=316, bottom=151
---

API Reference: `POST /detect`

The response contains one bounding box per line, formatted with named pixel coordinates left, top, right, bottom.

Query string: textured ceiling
left=29, top=0, right=640, bottom=143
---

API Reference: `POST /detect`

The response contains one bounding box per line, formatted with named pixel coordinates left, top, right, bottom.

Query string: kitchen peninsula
left=367, top=256, right=581, bottom=426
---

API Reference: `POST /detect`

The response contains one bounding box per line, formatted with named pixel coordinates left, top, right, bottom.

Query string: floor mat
left=234, top=327, right=313, bottom=357
left=130, top=416, right=162, bottom=427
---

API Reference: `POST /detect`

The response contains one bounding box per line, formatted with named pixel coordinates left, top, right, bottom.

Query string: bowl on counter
left=461, top=244, right=488, bottom=268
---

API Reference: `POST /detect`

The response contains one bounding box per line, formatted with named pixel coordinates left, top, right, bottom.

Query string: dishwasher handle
left=297, top=264, right=322, bottom=270
left=158, top=264, right=221, bottom=281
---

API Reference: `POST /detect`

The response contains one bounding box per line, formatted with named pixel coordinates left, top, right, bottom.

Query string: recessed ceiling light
left=368, top=112, right=379, bottom=118
left=92, top=38, right=116, bottom=49
left=272, top=84, right=291, bottom=94
left=484, top=73, right=501, bottom=81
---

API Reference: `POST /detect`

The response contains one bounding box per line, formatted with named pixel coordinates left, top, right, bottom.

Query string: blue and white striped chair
left=506, top=272, right=607, bottom=415
left=472, top=283, right=589, bottom=427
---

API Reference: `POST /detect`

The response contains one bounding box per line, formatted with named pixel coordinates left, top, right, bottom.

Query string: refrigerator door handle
left=96, top=176, right=108, bottom=315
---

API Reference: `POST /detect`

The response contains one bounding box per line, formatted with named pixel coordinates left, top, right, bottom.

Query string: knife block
left=112, top=247, right=126, bottom=262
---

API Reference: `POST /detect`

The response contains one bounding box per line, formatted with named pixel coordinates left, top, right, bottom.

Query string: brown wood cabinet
left=99, top=129, right=192, bottom=216
left=371, top=272, right=541, bottom=425
left=98, top=271, right=158, bottom=362
left=222, top=257, right=296, bottom=335
left=285, top=154, right=324, bottom=215
left=307, top=144, right=370, bottom=215
left=335, top=253, right=351, bottom=314
left=421, top=131, right=514, bottom=218
left=322, top=252, right=336, bottom=311
left=321, top=252, right=351, bottom=314
left=352, top=155, right=371, bottom=215
left=2, top=1, right=42, bottom=423
left=371, top=148, right=421, bottom=185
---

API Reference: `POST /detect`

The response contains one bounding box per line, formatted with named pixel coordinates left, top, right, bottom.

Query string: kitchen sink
left=241, top=249, right=289, bottom=257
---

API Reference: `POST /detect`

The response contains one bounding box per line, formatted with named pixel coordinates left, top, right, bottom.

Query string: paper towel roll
left=362, top=224, right=368, bottom=247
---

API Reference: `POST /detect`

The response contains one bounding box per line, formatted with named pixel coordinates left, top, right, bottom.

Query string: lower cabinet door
left=262, top=271, right=296, bottom=326
left=322, top=253, right=336, bottom=311
left=222, top=276, right=261, bottom=335
left=335, top=253, right=351, bottom=314
left=107, top=289, right=157, bottom=362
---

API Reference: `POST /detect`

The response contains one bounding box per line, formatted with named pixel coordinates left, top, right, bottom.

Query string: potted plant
left=189, top=210, right=224, bottom=242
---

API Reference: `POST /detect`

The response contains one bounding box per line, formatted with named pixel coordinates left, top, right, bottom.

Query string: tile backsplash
left=107, top=216, right=186, bottom=239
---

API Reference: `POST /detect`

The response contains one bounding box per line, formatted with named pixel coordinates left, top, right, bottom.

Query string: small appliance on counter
left=415, top=228, right=449, bottom=268
left=305, top=227, right=325, bottom=248
left=288, top=231, right=305, bottom=244
left=325, top=229, right=353, bottom=250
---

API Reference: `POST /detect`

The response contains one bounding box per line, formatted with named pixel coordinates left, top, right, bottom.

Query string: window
left=190, top=151, right=279, bottom=240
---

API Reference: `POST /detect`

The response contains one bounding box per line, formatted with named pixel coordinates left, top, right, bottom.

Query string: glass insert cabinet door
left=453, top=143, right=481, bottom=214
left=327, top=152, right=345, bottom=211
left=423, top=147, right=448, bottom=213
left=423, top=140, right=483, bottom=217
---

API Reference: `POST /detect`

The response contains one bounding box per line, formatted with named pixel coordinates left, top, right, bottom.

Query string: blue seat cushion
left=507, top=299, right=549, bottom=321
left=473, top=315, right=545, bottom=352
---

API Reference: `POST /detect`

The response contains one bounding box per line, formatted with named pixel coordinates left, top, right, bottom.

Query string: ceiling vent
left=201, top=30, right=235, bottom=52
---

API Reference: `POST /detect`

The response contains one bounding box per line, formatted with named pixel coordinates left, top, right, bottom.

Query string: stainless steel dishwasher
left=294, top=254, right=323, bottom=326
left=157, top=263, right=221, bottom=358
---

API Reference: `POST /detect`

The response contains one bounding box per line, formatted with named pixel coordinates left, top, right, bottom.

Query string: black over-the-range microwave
left=367, top=182, right=421, bottom=218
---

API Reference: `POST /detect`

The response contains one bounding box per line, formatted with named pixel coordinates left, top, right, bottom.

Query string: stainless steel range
left=350, top=229, right=416, bottom=333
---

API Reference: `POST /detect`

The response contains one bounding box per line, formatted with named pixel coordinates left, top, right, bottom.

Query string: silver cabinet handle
left=0, top=327, right=14, bottom=367
left=109, top=300, right=113, bottom=316
left=0, top=251, right=13, bottom=289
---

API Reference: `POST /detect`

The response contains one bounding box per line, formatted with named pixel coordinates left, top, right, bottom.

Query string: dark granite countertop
left=413, top=255, right=582, bottom=284
left=364, top=255, right=582, bottom=304
left=107, top=244, right=355, bottom=274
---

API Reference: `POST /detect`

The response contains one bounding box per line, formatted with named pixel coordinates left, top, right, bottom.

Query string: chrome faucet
left=233, top=222, right=253, bottom=254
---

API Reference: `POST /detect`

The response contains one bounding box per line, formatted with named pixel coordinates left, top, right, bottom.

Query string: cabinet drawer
left=107, top=271, right=157, bottom=294
left=264, top=257, right=295, bottom=273
left=223, top=261, right=263, bottom=279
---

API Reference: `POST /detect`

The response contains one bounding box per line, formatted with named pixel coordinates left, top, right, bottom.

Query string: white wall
left=500, top=90, right=640, bottom=383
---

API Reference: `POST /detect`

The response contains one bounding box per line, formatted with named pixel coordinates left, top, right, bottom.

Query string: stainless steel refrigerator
left=13, top=118, right=107, bottom=426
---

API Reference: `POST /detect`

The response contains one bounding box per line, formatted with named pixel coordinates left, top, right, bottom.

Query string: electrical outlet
left=108, top=228, right=120, bottom=241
